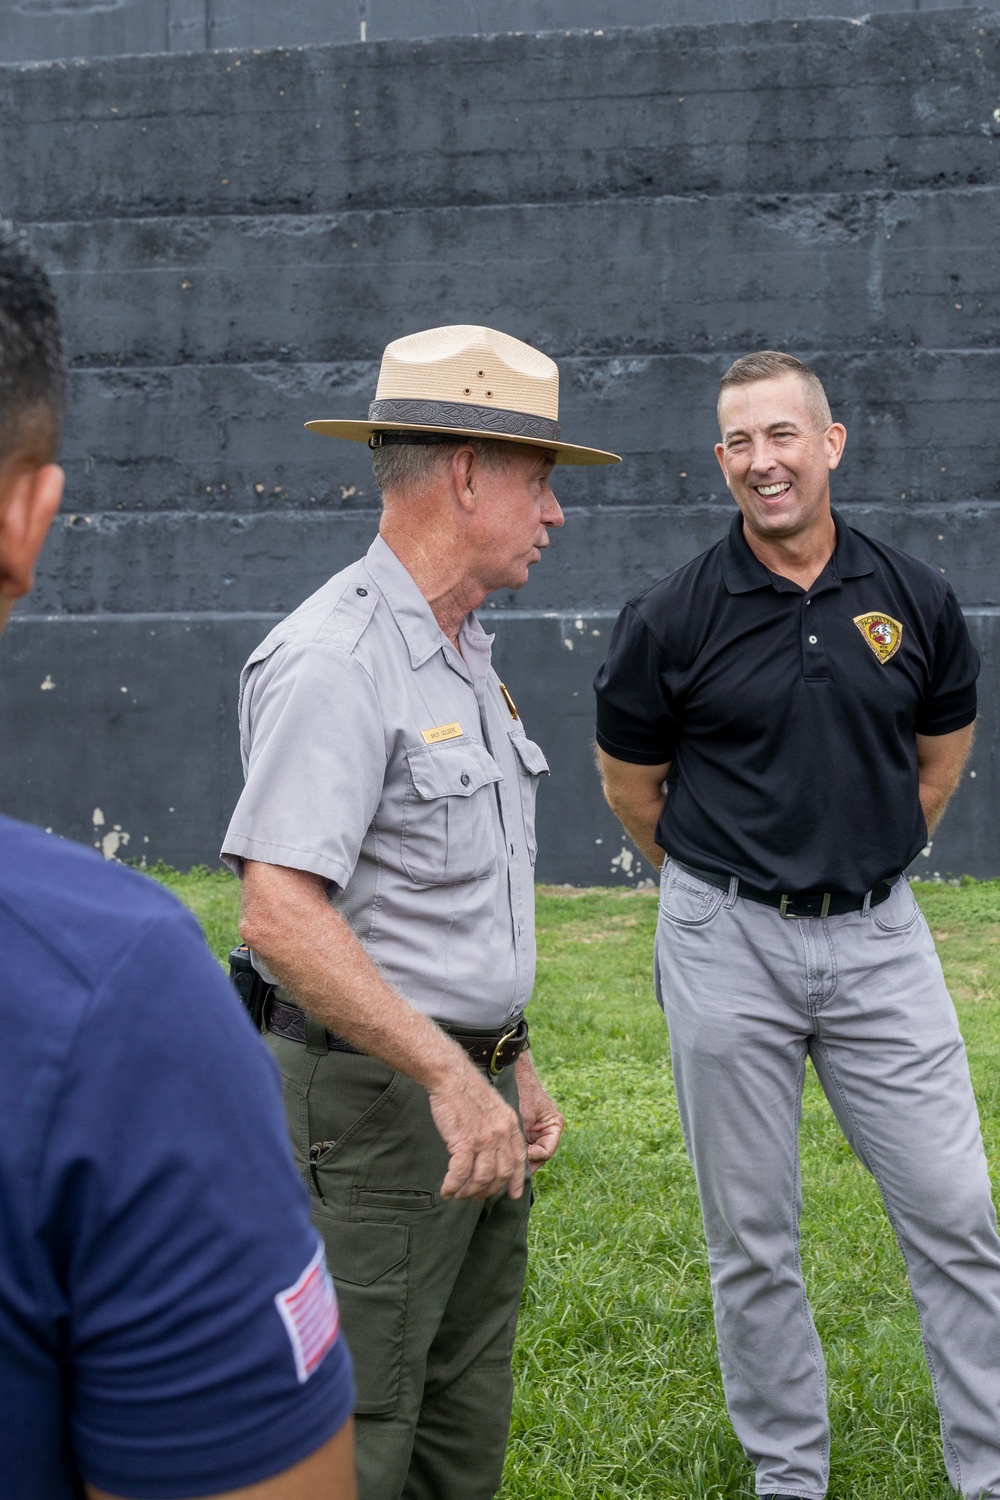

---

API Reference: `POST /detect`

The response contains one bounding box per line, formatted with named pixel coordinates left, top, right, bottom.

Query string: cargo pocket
left=313, top=1212, right=410, bottom=1417
left=509, top=731, right=549, bottom=866
left=401, top=738, right=502, bottom=885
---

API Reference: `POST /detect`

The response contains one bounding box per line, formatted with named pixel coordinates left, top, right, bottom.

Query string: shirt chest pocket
left=509, top=731, right=550, bottom=866
left=402, top=740, right=503, bottom=886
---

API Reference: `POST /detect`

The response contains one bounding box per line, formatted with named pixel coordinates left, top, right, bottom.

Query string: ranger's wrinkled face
left=473, top=446, right=563, bottom=592
left=714, top=373, right=844, bottom=544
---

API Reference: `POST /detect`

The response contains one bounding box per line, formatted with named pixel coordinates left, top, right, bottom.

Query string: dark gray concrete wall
left=6, top=27, right=1000, bottom=225
left=25, top=502, right=1000, bottom=616
left=2, top=11, right=999, bottom=881
left=2, top=608, right=995, bottom=884
left=5, top=0, right=1000, bottom=64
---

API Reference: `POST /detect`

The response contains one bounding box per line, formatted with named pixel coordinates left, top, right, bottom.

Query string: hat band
left=368, top=398, right=561, bottom=443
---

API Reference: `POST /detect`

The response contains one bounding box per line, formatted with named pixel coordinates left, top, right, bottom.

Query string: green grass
left=151, top=866, right=1000, bottom=1499
left=145, top=861, right=244, bottom=963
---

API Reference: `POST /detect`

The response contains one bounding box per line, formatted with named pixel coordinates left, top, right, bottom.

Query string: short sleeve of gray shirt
left=223, top=640, right=386, bottom=891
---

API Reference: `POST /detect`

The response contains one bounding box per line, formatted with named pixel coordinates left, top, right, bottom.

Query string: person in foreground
left=594, top=350, right=996, bottom=1500
left=0, top=225, right=356, bottom=1498
left=222, top=324, right=619, bottom=1500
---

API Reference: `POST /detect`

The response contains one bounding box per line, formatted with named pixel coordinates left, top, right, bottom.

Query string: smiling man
left=222, top=325, right=618, bottom=1500
left=594, top=350, right=999, bottom=1500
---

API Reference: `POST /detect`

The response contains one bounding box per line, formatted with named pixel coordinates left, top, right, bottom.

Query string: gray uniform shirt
left=221, top=534, right=548, bottom=1029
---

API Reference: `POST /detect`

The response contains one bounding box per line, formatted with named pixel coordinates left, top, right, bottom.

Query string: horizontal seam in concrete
left=8, top=608, right=624, bottom=624
left=9, top=606, right=626, bottom=624
left=47, top=501, right=1000, bottom=520
left=0, top=15, right=907, bottom=77
left=8, top=611, right=285, bottom=624
left=58, top=348, right=1000, bottom=373
left=23, top=180, right=1000, bottom=228
left=10, top=607, right=1000, bottom=623
left=0, top=11, right=984, bottom=80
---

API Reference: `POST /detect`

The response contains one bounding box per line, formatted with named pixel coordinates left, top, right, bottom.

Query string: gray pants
left=654, top=859, right=1000, bottom=1500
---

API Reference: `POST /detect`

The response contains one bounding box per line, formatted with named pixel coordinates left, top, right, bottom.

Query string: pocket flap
left=406, top=739, right=502, bottom=800
left=313, top=1214, right=409, bottom=1286
left=509, top=732, right=550, bottom=777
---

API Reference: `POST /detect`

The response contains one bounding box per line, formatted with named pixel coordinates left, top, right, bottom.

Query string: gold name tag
left=421, top=722, right=464, bottom=745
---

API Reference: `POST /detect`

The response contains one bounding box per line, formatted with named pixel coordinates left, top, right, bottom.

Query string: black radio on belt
left=228, top=943, right=274, bottom=1030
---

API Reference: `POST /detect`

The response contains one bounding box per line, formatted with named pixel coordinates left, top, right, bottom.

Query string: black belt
left=265, top=996, right=529, bottom=1076
left=670, top=859, right=897, bottom=919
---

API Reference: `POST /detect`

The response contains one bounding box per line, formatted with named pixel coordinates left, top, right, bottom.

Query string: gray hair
left=718, top=350, right=832, bottom=431
left=371, top=435, right=523, bottom=499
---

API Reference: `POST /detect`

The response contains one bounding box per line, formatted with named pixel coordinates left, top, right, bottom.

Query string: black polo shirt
left=593, top=510, right=979, bottom=894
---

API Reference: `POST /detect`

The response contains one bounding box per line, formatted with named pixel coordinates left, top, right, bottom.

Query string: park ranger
left=222, top=325, right=619, bottom=1500
left=595, top=350, right=998, bottom=1500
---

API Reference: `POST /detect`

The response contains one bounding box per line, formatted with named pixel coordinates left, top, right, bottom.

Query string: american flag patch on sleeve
left=274, top=1240, right=340, bottom=1384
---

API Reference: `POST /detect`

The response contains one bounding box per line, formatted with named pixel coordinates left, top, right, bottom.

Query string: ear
left=825, top=423, right=847, bottom=472
left=0, top=461, right=64, bottom=601
left=449, top=446, right=478, bottom=513
left=713, top=441, right=731, bottom=489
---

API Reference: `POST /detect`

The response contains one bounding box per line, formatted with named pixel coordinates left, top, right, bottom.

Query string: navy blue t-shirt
left=0, top=816, right=353, bottom=1499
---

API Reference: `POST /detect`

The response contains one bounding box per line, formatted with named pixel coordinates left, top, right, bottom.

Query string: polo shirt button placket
left=802, top=596, right=826, bottom=678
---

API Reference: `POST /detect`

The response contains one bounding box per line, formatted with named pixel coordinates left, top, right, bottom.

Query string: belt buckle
left=779, top=892, right=831, bottom=920
left=489, top=1024, right=520, bottom=1077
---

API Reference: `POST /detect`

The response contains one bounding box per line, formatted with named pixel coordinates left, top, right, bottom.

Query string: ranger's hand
left=514, top=1052, right=565, bottom=1170
left=428, top=1065, right=527, bottom=1201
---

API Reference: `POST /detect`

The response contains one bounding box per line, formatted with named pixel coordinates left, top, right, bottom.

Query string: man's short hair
left=718, top=350, right=832, bottom=431
left=0, top=221, right=65, bottom=467
left=370, top=434, right=523, bottom=498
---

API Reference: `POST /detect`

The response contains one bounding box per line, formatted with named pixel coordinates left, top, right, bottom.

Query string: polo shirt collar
left=831, top=511, right=876, bottom=580
left=363, top=533, right=489, bottom=672
left=721, top=507, right=874, bottom=595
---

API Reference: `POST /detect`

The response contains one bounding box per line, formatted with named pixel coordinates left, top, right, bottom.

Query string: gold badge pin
left=853, top=611, right=903, bottom=664
left=498, top=681, right=519, bottom=720
left=421, top=722, right=464, bottom=745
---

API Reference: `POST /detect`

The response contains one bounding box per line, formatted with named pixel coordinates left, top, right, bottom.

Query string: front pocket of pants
left=308, top=1061, right=401, bottom=1177
left=871, top=879, right=920, bottom=933
left=313, top=1212, right=410, bottom=1417
left=658, top=865, right=725, bottom=927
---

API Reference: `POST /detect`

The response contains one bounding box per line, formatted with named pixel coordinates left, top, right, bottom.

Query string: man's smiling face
left=714, top=372, right=846, bottom=545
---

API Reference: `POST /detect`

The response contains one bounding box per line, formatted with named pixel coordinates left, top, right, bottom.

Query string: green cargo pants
left=266, top=1028, right=532, bottom=1500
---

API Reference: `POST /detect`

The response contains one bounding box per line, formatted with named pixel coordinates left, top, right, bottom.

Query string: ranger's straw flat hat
left=305, top=324, right=620, bottom=466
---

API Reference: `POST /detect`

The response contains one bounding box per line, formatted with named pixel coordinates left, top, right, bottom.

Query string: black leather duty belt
left=670, top=859, right=897, bottom=920
left=265, top=996, right=529, bottom=1076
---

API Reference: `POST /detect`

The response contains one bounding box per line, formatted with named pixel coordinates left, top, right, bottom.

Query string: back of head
left=0, top=222, right=65, bottom=469
left=371, top=434, right=520, bottom=502
left=718, top=349, right=832, bottom=431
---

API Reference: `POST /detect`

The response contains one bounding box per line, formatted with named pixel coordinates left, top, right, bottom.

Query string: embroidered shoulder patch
left=275, top=1241, right=340, bottom=1384
left=853, top=611, right=903, bottom=664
